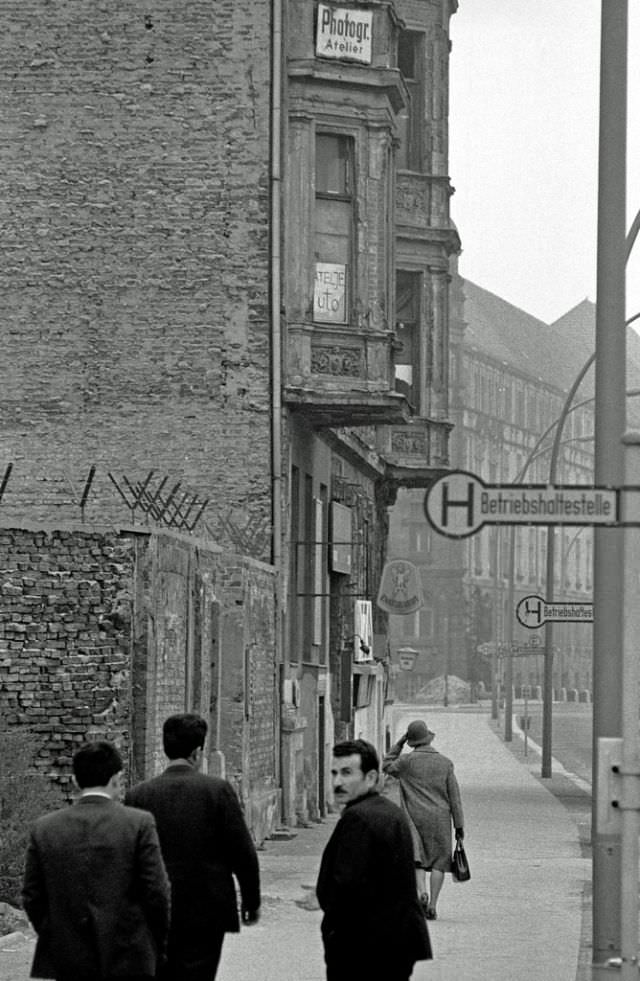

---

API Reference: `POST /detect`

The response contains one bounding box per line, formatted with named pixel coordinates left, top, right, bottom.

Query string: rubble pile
left=413, top=675, right=471, bottom=704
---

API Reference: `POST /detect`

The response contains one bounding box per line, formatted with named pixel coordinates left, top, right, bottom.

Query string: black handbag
left=451, top=839, right=471, bottom=882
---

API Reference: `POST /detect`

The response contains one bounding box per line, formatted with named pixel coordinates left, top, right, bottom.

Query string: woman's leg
left=429, top=868, right=445, bottom=913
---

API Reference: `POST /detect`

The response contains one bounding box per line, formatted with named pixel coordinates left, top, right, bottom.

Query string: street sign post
left=424, top=470, right=619, bottom=539
left=516, top=594, right=594, bottom=629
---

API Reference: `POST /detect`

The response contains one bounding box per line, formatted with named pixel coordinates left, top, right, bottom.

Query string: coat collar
left=75, top=794, right=115, bottom=805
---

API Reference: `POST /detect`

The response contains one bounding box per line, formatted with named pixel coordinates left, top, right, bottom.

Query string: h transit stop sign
left=424, top=470, right=620, bottom=539
left=516, top=594, right=594, bottom=629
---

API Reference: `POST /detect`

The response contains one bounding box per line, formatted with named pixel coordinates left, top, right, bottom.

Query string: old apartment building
left=390, top=279, right=640, bottom=703
left=0, top=0, right=459, bottom=833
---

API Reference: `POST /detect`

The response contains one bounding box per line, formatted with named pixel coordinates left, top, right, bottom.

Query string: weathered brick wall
left=0, top=526, right=279, bottom=840
left=0, top=528, right=134, bottom=797
left=132, top=531, right=279, bottom=840
left=0, top=1, right=273, bottom=555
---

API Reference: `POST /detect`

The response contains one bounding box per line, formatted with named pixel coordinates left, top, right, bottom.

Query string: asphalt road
left=514, top=700, right=593, bottom=784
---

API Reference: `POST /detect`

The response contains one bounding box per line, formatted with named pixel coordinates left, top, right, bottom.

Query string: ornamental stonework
left=311, top=345, right=363, bottom=377
left=395, top=176, right=430, bottom=225
left=391, top=429, right=428, bottom=456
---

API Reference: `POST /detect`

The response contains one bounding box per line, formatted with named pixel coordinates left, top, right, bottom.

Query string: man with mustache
left=316, top=739, right=432, bottom=981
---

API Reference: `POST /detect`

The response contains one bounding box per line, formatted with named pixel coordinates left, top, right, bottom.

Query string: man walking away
left=125, top=713, right=261, bottom=981
left=317, top=739, right=432, bottom=981
left=22, top=740, right=170, bottom=981
left=383, top=719, right=465, bottom=920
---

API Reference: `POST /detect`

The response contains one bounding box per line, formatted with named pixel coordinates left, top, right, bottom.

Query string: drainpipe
left=271, top=0, right=284, bottom=793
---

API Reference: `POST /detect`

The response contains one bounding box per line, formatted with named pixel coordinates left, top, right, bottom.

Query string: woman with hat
left=383, top=720, right=465, bottom=920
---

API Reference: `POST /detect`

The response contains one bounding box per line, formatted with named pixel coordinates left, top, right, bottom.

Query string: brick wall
left=133, top=533, right=279, bottom=840
left=0, top=528, right=134, bottom=796
left=0, top=525, right=279, bottom=840
left=0, top=0, right=273, bottom=557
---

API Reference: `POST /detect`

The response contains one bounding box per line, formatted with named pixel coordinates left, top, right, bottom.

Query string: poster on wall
left=314, top=262, right=347, bottom=323
left=316, top=4, right=373, bottom=65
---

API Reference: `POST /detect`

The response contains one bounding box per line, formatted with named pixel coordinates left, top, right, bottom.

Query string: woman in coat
left=383, top=719, right=465, bottom=920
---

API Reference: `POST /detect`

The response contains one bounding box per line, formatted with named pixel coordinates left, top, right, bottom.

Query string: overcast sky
left=449, top=0, right=640, bottom=326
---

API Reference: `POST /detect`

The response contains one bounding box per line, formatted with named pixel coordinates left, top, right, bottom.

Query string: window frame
left=313, top=130, right=356, bottom=325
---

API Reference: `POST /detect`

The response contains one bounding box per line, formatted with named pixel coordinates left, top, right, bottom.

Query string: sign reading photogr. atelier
left=424, top=470, right=619, bottom=539
left=316, top=4, right=373, bottom=64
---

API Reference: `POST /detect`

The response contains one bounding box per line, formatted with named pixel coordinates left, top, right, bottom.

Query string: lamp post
left=592, top=3, right=627, bottom=975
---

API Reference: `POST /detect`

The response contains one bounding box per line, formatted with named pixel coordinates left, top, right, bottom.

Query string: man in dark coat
left=22, top=740, right=170, bottom=981
left=125, top=713, right=260, bottom=981
left=316, top=738, right=432, bottom=981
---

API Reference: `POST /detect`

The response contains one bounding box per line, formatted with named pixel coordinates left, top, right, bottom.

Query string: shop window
left=397, top=30, right=424, bottom=171
left=394, top=270, right=421, bottom=409
left=314, top=133, right=353, bottom=324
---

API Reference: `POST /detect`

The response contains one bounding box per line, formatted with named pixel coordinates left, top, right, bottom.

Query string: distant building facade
left=389, top=277, right=604, bottom=699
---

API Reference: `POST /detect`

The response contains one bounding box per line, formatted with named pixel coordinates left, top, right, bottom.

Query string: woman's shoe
left=425, top=905, right=437, bottom=920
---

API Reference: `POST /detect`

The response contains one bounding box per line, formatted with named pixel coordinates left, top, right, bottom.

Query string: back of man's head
left=73, top=741, right=123, bottom=789
left=333, top=738, right=379, bottom=775
left=163, top=713, right=208, bottom=760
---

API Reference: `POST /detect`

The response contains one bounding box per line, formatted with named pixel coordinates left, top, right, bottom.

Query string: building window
left=397, top=30, right=424, bottom=171
left=314, top=133, right=354, bottom=324
left=394, top=270, right=421, bottom=409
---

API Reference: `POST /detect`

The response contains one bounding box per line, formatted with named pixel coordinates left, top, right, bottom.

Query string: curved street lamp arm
left=627, top=208, right=640, bottom=263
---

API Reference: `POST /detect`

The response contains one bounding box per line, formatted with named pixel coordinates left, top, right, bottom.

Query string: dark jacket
left=125, top=766, right=260, bottom=937
left=22, top=795, right=170, bottom=980
left=316, top=792, right=432, bottom=971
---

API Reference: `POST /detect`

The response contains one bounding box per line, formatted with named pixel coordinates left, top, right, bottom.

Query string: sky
left=449, top=0, right=640, bottom=327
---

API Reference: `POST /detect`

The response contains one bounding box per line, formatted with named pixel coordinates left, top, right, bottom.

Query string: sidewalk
left=0, top=707, right=589, bottom=981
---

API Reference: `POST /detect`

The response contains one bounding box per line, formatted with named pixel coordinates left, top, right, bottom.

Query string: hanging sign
left=377, top=559, right=423, bottom=615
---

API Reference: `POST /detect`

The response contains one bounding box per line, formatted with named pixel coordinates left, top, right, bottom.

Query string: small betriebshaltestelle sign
left=316, top=4, right=373, bottom=65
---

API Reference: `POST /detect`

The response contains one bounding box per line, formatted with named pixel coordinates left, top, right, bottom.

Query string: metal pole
left=542, top=527, right=555, bottom=777
left=504, top=527, right=515, bottom=742
left=491, top=530, right=500, bottom=720
left=592, top=2, right=627, bottom=976
left=619, top=433, right=640, bottom=981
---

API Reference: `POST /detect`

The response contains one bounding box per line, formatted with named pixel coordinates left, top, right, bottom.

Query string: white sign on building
left=316, top=4, right=373, bottom=65
left=314, top=262, right=347, bottom=323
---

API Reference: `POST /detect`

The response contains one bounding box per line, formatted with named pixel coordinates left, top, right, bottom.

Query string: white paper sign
left=314, top=262, right=347, bottom=323
left=316, top=5, right=373, bottom=65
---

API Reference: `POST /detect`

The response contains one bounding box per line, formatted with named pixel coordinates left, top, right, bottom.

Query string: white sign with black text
left=316, top=4, right=373, bottom=64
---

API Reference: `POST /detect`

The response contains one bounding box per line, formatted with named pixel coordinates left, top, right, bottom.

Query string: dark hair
left=163, top=713, right=208, bottom=760
left=73, top=741, right=123, bottom=788
left=333, top=739, right=379, bottom=775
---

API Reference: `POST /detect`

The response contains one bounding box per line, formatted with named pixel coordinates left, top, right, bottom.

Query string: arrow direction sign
left=424, top=470, right=619, bottom=539
left=516, top=594, right=594, bottom=629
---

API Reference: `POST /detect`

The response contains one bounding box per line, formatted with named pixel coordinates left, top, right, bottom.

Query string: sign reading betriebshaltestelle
left=424, top=470, right=619, bottom=539
left=316, top=5, right=373, bottom=64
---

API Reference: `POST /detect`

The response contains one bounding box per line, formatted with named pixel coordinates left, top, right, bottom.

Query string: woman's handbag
left=451, top=839, right=471, bottom=882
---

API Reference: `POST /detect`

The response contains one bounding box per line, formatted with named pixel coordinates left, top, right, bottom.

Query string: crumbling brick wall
left=0, top=526, right=279, bottom=840
left=0, top=528, right=134, bottom=797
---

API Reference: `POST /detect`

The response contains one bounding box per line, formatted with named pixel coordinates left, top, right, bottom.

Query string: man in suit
left=316, top=739, right=432, bottom=981
left=125, top=713, right=261, bottom=981
left=22, top=740, right=170, bottom=981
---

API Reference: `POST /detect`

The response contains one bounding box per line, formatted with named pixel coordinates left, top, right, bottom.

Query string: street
left=0, top=706, right=588, bottom=981
left=511, top=699, right=593, bottom=785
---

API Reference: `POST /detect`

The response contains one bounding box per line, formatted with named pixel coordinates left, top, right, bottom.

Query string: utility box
left=596, top=737, right=623, bottom=835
